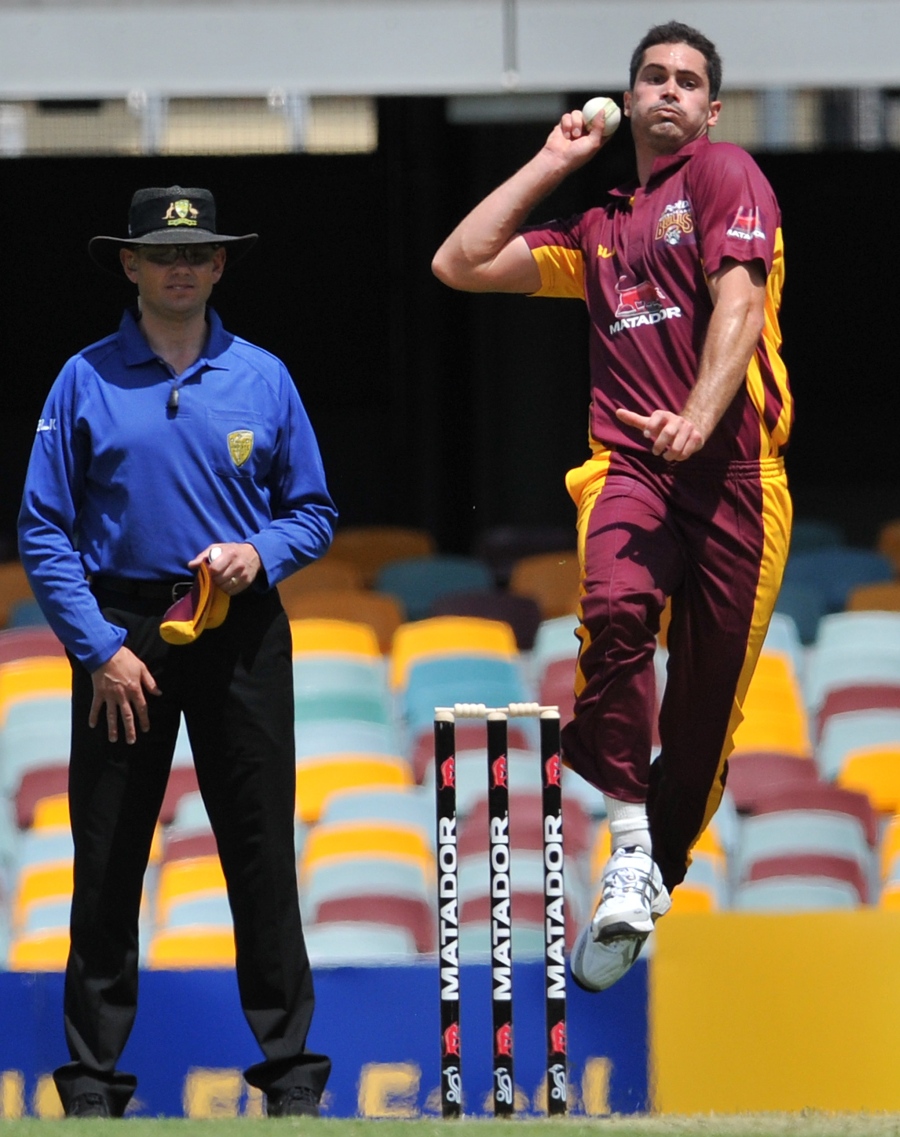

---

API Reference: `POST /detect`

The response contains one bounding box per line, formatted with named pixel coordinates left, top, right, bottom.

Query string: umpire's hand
left=90, top=645, right=161, bottom=744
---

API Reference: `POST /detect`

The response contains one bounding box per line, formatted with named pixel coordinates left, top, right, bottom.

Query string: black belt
left=90, top=575, right=194, bottom=602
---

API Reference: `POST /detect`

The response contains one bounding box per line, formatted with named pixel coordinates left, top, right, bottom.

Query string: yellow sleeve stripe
left=530, top=245, right=586, bottom=299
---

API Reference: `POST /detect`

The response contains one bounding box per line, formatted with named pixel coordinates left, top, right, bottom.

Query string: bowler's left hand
left=616, top=407, right=704, bottom=462
left=190, top=542, right=261, bottom=595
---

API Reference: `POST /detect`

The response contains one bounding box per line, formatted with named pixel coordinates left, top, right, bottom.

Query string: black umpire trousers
left=53, top=583, right=331, bottom=1117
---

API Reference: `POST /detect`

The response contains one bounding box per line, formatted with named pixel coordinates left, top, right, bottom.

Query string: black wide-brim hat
left=89, top=185, right=258, bottom=275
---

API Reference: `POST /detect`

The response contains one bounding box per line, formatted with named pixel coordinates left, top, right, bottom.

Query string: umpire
left=17, top=186, right=336, bottom=1118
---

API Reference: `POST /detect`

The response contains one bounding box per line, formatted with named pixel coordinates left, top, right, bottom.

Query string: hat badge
left=164, top=198, right=199, bottom=228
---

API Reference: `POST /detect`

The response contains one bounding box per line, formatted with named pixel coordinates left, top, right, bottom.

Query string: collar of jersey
left=118, top=306, right=231, bottom=371
left=608, top=134, right=711, bottom=200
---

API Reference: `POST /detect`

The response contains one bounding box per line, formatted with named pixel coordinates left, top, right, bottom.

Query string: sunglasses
left=139, top=244, right=221, bottom=266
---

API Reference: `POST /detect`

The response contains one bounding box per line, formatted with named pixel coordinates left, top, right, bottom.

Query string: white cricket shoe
left=591, top=847, right=671, bottom=941
left=570, top=926, right=648, bottom=993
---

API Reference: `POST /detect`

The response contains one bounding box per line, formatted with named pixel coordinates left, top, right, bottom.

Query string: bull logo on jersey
left=163, top=198, right=200, bottom=227
left=614, top=275, right=667, bottom=318
left=726, top=206, right=766, bottom=242
left=655, top=198, right=694, bottom=245
left=227, top=430, right=254, bottom=467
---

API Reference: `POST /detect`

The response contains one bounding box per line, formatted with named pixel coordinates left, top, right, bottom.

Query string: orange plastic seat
left=327, top=526, right=436, bottom=587
left=846, top=581, right=900, bottom=613
left=0, top=560, right=36, bottom=629
left=278, top=556, right=364, bottom=598
left=508, top=550, right=581, bottom=620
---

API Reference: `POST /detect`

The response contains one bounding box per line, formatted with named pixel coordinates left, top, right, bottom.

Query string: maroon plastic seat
left=749, top=781, right=878, bottom=847
left=159, top=766, right=201, bottom=826
left=815, top=683, right=900, bottom=743
left=538, top=659, right=576, bottom=729
left=162, top=832, right=218, bottom=863
left=313, top=894, right=435, bottom=953
left=725, top=751, right=820, bottom=814
left=428, top=590, right=543, bottom=651
left=457, top=792, right=592, bottom=859
left=408, top=721, right=531, bottom=784
left=0, top=626, right=66, bottom=664
left=15, top=762, right=69, bottom=828
left=460, top=891, right=578, bottom=950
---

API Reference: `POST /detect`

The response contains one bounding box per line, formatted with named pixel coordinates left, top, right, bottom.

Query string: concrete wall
left=1, top=1, right=899, bottom=100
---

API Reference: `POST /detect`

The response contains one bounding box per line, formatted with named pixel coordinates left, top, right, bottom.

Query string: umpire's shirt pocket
left=207, top=409, right=270, bottom=479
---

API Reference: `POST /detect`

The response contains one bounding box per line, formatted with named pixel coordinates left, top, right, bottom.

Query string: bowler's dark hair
left=629, top=21, right=722, bottom=100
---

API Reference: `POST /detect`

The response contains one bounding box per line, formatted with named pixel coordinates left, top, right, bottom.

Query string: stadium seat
left=508, top=550, right=581, bottom=620
left=289, top=618, right=381, bottom=659
left=724, top=751, right=819, bottom=814
left=297, top=819, right=435, bottom=882
left=428, top=589, right=542, bottom=651
left=846, top=581, right=900, bottom=613
left=530, top=615, right=581, bottom=680
left=327, top=526, right=437, bottom=587
left=773, top=580, right=829, bottom=646
left=0, top=626, right=65, bottom=665
left=816, top=708, right=900, bottom=783
left=730, top=653, right=812, bottom=758
left=401, top=656, right=531, bottom=733
left=295, top=752, right=413, bottom=825
left=732, top=876, right=860, bottom=911
left=375, top=554, right=494, bottom=622
left=0, top=561, right=36, bottom=630
left=146, top=927, right=236, bottom=969
left=782, top=548, right=895, bottom=615
left=390, top=615, right=519, bottom=692
left=473, top=524, right=577, bottom=588
left=406, top=719, right=535, bottom=784
left=277, top=555, right=365, bottom=599
left=814, top=683, right=900, bottom=744
left=304, top=921, right=419, bottom=963
left=876, top=518, right=900, bottom=575
left=789, top=518, right=845, bottom=553
left=280, top=589, right=403, bottom=653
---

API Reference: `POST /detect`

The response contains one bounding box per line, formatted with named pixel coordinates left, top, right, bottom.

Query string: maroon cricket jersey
left=520, top=135, right=792, bottom=465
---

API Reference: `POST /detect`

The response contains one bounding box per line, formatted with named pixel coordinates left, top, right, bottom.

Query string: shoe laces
left=602, top=850, right=654, bottom=902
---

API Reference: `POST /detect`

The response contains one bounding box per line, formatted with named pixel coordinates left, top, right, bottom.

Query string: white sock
left=604, top=796, right=652, bottom=855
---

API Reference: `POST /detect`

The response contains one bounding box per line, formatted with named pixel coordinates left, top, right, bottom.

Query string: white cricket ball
left=582, top=96, right=622, bottom=138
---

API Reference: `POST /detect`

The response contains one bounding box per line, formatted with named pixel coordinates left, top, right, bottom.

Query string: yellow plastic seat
left=508, top=550, right=581, bottom=620
left=31, top=793, right=70, bottom=831
left=389, top=615, right=518, bottom=691
left=298, top=820, right=434, bottom=885
left=154, top=855, right=227, bottom=926
left=0, top=656, right=72, bottom=722
left=881, top=814, right=900, bottom=881
left=731, top=653, right=812, bottom=757
left=290, top=618, right=380, bottom=658
left=837, top=746, right=900, bottom=813
left=282, top=590, right=403, bottom=654
left=295, top=753, right=413, bottom=825
left=146, top=927, right=235, bottom=969
left=7, top=929, right=70, bottom=971
left=12, top=863, right=73, bottom=931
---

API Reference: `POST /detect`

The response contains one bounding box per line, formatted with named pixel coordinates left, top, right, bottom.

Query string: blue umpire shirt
left=18, top=307, right=338, bottom=673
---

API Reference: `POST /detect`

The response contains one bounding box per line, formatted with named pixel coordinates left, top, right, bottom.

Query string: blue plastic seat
left=789, top=518, right=845, bottom=554
left=319, top=786, right=432, bottom=830
left=401, top=655, right=530, bottom=731
left=375, top=555, right=494, bottom=622
left=294, top=720, right=399, bottom=758
left=774, top=581, right=829, bottom=646
left=732, top=877, right=859, bottom=911
left=782, top=547, right=895, bottom=615
left=304, top=921, right=418, bottom=963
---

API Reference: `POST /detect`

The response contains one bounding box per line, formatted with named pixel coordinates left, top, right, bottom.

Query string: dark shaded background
left=4, top=96, right=898, bottom=556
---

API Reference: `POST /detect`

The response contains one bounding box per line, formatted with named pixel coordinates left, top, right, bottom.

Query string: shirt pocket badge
left=227, top=430, right=254, bottom=468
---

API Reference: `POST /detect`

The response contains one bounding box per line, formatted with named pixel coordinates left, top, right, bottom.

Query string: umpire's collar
left=118, top=306, right=233, bottom=370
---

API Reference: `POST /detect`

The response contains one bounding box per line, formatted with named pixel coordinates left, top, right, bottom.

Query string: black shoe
left=67, top=1092, right=111, bottom=1119
left=266, top=1085, right=320, bottom=1118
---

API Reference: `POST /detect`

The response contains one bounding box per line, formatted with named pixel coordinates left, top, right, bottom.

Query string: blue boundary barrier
left=0, top=958, right=648, bottom=1117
